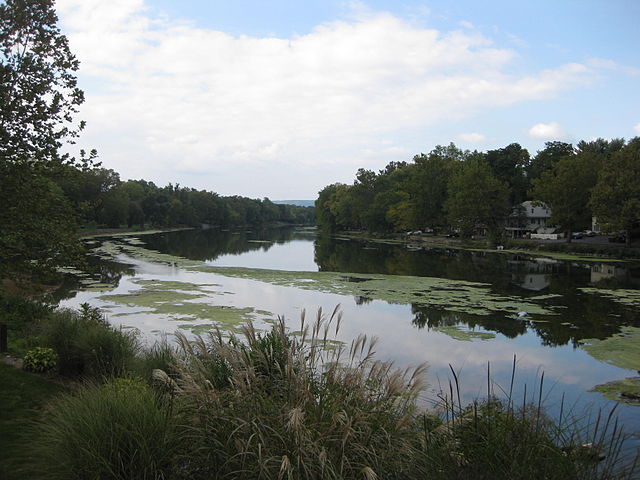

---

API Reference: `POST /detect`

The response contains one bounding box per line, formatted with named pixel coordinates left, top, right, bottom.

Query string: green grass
left=0, top=363, right=69, bottom=480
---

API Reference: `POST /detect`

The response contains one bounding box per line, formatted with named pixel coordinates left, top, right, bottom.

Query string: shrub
left=41, top=307, right=139, bottom=378
left=22, top=347, right=57, bottom=373
left=24, top=377, right=180, bottom=480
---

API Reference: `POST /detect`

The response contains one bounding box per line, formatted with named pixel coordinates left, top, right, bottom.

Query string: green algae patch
left=90, top=241, right=201, bottom=268
left=579, top=288, right=640, bottom=308
left=433, top=326, right=496, bottom=341
left=132, top=279, right=221, bottom=291
left=177, top=323, right=220, bottom=335
left=192, top=266, right=558, bottom=317
left=591, top=377, right=640, bottom=405
left=528, top=294, right=563, bottom=301
left=579, top=327, right=640, bottom=371
left=99, top=279, right=272, bottom=328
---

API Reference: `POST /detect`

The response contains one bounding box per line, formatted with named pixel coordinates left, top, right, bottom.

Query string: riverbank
left=334, top=231, right=640, bottom=261
left=77, top=226, right=195, bottom=239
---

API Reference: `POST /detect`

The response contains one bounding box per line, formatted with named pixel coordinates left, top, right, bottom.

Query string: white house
left=505, top=201, right=555, bottom=238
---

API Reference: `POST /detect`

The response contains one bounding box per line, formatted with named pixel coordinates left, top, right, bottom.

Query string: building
left=505, top=201, right=555, bottom=238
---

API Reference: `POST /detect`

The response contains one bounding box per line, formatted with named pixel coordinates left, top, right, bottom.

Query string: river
left=54, top=226, right=640, bottom=451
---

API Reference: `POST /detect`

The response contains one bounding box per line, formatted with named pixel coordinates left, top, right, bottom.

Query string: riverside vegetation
left=1, top=2, right=639, bottom=478
left=1, top=300, right=638, bottom=480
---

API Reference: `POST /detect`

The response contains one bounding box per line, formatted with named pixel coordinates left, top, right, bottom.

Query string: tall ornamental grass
left=165, top=307, right=427, bottom=479
left=23, top=377, right=180, bottom=480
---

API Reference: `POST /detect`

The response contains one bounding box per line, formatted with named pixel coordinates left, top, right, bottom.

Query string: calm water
left=56, top=227, right=640, bottom=447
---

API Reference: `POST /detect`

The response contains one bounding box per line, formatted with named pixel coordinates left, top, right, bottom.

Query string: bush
left=22, top=347, right=57, bottom=373
left=24, top=377, right=180, bottom=480
left=41, top=308, right=139, bottom=378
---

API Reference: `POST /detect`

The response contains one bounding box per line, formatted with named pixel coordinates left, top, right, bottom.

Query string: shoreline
left=331, top=231, right=640, bottom=262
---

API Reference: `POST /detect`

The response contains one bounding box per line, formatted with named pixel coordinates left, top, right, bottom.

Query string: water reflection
left=313, top=234, right=640, bottom=349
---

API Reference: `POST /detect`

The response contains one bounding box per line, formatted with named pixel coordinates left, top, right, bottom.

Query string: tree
left=407, top=151, right=460, bottom=232
left=531, top=153, right=602, bottom=242
left=1, top=0, right=86, bottom=354
left=590, top=140, right=640, bottom=246
left=484, top=143, right=530, bottom=206
left=1, top=0, right=87, bottom=276
left=445, top=159, right=510, bottom=241
left=528, top=141, right=574, bottom=182
left=1, top=0, right=85, bottom=164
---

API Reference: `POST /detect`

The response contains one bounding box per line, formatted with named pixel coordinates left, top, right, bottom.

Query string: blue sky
left=56, top=0, right=640, bottom=199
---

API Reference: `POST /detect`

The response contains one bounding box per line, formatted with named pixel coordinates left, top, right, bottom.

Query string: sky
left=55, top=0, right=640, bottom=200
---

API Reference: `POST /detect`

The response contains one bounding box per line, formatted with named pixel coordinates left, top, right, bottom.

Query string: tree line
left=315, top=139, right=640, bottom=245
left=0, top=0, right=313, bottom=281
left=53, top=162, right=315, bottom=230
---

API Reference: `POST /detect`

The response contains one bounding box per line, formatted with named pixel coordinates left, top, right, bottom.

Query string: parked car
left=584, top=230, right=597, bottom=237
left=571, top=232, right=584, bottom=239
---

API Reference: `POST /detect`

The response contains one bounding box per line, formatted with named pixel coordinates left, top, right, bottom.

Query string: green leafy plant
left=22, top=347, right=57, bottom=373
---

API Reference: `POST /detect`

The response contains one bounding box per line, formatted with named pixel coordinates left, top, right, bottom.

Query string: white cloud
left=55, top=0, right=594, bottom=197
left=634, top=123, right=640, bottom=134
left=528, top=122, right=569, bottom=140
left=458, top=132, right=486, bottom=143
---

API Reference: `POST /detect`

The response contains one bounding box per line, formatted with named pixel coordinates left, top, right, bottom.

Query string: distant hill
left=273, top=200, right=315, bottom=207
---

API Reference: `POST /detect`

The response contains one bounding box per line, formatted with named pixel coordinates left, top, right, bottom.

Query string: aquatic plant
left=415, top=361, right=639, bottom=480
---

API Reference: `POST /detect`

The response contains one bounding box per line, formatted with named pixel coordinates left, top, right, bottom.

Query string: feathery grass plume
left=161, top=307, right=427, bottom=479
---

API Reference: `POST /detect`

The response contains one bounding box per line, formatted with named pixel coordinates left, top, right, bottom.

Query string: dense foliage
left=53, top=165, right=315, bottom=230
left=316, top=139, right=640, bottom=243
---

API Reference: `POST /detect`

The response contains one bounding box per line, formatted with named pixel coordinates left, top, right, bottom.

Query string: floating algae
left=578, top=288, right=640, bottom=309
left=591, top=377, right=640, bottom=405
left=432, top=325, right=496, bottom=341
left=192, top=266, right=559, bottom=317
left=579, top=326, right=640, bottom=371
left=99, top=280, right=272, bottom=327
left=91, top=238, right=561, bottom=317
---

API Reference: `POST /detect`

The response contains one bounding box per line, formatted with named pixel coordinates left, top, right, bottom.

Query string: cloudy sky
left=56, top=0, right=640, bottom=200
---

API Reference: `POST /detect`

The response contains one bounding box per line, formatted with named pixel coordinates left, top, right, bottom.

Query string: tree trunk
left=0, top=323, right=7, bottom=353
left=565, top=231, right=572, bottom=244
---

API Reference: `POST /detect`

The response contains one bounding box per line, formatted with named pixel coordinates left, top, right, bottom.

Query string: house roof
left=519, top=201, right=551, bottom=219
